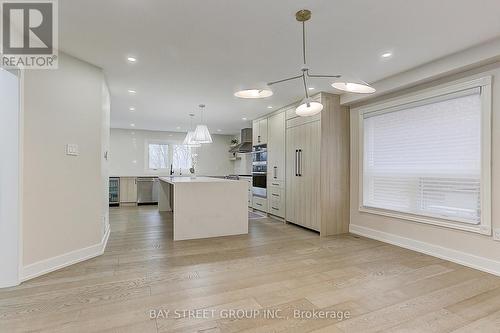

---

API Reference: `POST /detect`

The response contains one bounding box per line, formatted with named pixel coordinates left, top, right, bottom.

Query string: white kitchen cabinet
left=252, top=118, right=268, bottom=145
left=253, top=195, right=268, bottom=212
left=120, top=177, right=137, bottom=203
left=267, top=111, right=285, bottom=181
left=267, top=110, right=286, bottom=218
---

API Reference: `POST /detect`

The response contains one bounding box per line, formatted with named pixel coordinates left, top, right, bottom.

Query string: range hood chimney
left=229, top=128, right=252, bottom=153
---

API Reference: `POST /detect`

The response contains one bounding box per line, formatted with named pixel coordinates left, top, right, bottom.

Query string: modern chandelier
left=234, top=9, right=376, bottom=116
left=183, top=104, right=212, bottom=145
left=183, top=113, right=201, bottom=147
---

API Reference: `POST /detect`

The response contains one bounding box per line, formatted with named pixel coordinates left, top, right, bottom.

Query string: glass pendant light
left=183, top=114, right=201, bottom=147
left=296, top=97, right=323, bottom=117
left=193, top=104, right=213, bottom=144
left=331, top=81, right=376, bottom=94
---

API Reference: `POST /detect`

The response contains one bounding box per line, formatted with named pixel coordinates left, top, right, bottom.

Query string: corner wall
left=21, top=53, right=109, bottom=280
left=349, top=63, right=500, bottom=275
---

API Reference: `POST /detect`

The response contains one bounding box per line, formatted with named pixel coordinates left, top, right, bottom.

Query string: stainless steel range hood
left=229, top=128, right=252, bottom=153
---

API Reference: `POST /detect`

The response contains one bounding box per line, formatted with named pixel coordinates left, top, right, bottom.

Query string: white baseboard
left=349, top=224, right=500, bottom=277
left=21, top=225, right=110, bottom=282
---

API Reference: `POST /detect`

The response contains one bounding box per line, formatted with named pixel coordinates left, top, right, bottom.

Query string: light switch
left=66, top=144, right=79, bottom=156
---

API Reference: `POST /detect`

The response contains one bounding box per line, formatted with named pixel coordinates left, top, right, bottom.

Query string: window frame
left=355, top=76, right=492, bottom=235
left=146, top=141, right=170, bottom=171
left=172, top=144, right=193, bottom=172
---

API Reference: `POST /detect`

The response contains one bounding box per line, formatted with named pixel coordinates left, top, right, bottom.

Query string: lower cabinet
left=268, top=184, right=285, bottom=218
left=120, top=177, right=137, bottom=203
left=252, top=196, right=268, bottom=212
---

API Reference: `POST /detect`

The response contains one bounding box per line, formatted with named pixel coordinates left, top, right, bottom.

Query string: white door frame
left=0, top=68, right=23, bottom=288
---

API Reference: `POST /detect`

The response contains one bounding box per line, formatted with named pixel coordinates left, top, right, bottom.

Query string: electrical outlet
left=494, top=228, right=500, bottom=241
left=66, top=144, right=79, bottom=156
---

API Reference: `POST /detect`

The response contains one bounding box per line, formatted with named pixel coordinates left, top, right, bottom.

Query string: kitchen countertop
left=159, top=176, right=239, bottom=185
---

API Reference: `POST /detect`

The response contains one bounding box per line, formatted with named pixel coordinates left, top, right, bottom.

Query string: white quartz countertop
left=159, top=176, right=240, bottom=185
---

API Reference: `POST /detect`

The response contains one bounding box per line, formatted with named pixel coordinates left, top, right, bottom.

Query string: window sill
left=358, top=206, right=491, bottom=236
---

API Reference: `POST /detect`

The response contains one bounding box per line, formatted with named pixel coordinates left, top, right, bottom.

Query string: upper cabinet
left=267, top=111, right=285, bottom=181
left=252, top=118, right=268, bottom=145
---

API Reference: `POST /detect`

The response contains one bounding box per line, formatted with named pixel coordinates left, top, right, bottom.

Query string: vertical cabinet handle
left=258, top=135, right=261, bottom=143
left=295, top=150, right=298, bottom=176
left=298, top=149, right=303, bottom=177
left=273, top=166, right=277, bottom=179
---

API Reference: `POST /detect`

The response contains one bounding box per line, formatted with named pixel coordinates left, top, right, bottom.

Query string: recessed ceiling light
left=242, top=117, right=247, bottom=121
left=129, top=106, right=135, bottom=111
left=308, top=87, right=315, bottom=90
left=130, top=123, right=135, bottom=127
left=381, top=52, right=392, bottom=58
left=267, top=106, right=273, bottom=109
left=217, top=129, right=222, bottom=132
left=128, top=89, right=136, bottom=94
left=127, top=56, right=137, bottom=63
left=176, top=126, right=181, bottom=130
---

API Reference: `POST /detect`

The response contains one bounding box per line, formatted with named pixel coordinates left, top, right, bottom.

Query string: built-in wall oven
left=252, top=144, right=267, bottom=198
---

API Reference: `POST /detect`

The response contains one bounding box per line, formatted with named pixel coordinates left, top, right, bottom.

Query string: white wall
left=0, top=69, right=20, bottom=287
left=21, top=53, right=109, bottom=276
left=349, top=62, right=500, bottom=275
left=110, top=128, right=235, bottom=176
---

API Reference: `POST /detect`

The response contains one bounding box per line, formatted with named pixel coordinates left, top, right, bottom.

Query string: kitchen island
left=158, top=176, right=248, bottom=240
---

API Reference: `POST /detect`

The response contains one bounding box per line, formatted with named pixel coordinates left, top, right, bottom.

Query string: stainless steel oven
left=252, top=144, right=267, bottom=198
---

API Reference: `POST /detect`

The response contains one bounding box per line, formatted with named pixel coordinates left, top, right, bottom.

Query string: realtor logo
left=1, top=0, right=58, bottom=69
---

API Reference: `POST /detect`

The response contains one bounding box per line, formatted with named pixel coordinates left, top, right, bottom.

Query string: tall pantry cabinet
left=267, top=111, right=286, bottom=218
left=285, top=93, right=350, bottom=236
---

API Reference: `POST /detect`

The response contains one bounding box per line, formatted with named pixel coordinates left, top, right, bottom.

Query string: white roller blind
left=362, top=88, right=482, bottom=224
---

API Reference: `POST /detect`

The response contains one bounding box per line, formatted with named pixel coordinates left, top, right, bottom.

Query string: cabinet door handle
left=272, top=193, right=279, bottom=197
left=272, top=207, right=279, bottom=210
left=273, top=166, right=277, bottom=179
left=298, top=149, right=303, bottom=177
left=258, top=135, right=261, bottom=143
left=256, top=203, right=262, bottom=206
left=272, top=183, right=279, bottom=186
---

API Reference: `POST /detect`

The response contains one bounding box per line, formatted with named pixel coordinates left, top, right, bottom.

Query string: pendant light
left=193, top=104, right=213, bottom=144
left=183, top=113, right=201, bottom=148
left=234, top=9, right=375, bottom=117
left=331, top=81, right=376, bottom=94
left=296, top=97, right=323, bottom=116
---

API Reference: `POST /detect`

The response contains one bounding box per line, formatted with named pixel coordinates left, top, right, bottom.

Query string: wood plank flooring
left=1, top=206, right=499, bottom=332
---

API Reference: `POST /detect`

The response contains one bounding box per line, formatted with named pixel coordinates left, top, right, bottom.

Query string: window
left=148, top=143, right=169, bottom=170
left=359, top=77, right=491, bottom=234
left=172, top=145, right=192, bottom=172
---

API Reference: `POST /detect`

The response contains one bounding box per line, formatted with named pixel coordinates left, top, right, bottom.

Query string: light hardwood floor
left=1, top=206, right=500, bottom=332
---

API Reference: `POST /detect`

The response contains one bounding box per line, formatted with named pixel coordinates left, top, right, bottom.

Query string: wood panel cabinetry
left=285, top=93, right=350, bottom=235
left=120, top=177, right=137, bottom=203
left=252, top=118, right=268, bottom=145
left=286, top=117, right=321, bottom=231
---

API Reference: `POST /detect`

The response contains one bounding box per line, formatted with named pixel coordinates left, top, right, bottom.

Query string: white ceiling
left=59, top=0, right=500, bottom=135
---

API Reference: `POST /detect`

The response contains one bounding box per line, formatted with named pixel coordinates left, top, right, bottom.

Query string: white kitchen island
left=158, top=176, right=248, bottom=240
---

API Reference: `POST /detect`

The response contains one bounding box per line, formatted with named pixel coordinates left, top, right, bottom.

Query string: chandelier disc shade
left=331, top=81, right=376, bottom=94
left=296, top=98, right=323, bottom=117
left=234, top=9, right=375, bottom=117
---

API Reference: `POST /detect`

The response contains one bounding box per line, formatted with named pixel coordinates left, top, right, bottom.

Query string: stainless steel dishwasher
left=137, top=177, right=159, bottom=205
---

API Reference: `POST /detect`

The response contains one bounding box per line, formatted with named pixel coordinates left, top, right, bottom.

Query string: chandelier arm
left=306, top=72, right=342, bottom=79
left=267, top=74, right=303, bottom=86
left=302, top=73, right=309, bottom=99
left=302, top=21, right=307, bottom=65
